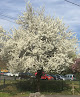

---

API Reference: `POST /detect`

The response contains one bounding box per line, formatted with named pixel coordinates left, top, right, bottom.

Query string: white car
left=65, top=74, right=76, bottom=80
left=4, top=72, right=13, bottom=76
left=4, top=72, right=19, bottom=77
left=14, top=73, right=19, bottom=77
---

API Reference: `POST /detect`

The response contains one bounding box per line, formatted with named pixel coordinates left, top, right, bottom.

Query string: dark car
left=19, top=72, right=35, bottom=79
left=55, top=74, right=66, bottom=80
left=50, top=75, right=57, bottom=80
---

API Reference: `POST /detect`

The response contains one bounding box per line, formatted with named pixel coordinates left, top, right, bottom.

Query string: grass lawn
left=0, top=79, right=80, bottom=97
left=0, top=80, right=30, bottom=97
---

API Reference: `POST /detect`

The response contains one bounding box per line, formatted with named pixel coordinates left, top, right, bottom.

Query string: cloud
left=0, top=0, right=80, bottom=41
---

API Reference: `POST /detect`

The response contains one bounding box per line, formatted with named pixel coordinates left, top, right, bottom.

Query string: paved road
left=11, top=95, right=80, bottom=97
left=0, top=75, right=19, bottom=80
left=45, top=95, right=80, bottom=97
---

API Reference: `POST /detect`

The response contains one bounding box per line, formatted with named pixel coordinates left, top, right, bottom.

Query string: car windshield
left=56, top=75, right=64, bottom=77
left=60, top=75, right=65, bottom=77
left=46, top=74, right=50, bottom=76
left=27, top=72, right=32, bottom=75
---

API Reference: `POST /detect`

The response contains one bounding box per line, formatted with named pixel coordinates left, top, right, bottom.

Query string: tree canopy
left=72, top=58, right=80, bottom=72
left=0, top=2, right=79, bottom=73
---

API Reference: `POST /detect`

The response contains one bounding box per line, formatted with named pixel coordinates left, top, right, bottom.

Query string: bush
left=16, top=79, right=70, bottom=92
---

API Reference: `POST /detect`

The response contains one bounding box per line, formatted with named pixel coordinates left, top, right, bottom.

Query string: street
left=0, top=75, right=19, bottom=80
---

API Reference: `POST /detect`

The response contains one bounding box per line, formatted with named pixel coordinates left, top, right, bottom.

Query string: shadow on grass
left=0, top=81, right=18, bottom=96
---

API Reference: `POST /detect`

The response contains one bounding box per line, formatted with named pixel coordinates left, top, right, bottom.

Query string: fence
left=71, top=81, right=80, bottom=95
left=0, top=75, right=80, bottom=95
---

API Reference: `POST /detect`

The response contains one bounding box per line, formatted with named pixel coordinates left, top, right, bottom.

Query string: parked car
left=55, top=74, right=66, bottom=80
left=50, top=74, right=57, bottom=80
left=41, top=74, right=54, bottom=80
left=0, top=69, right=9, bottom=76
left=35, top=72, right=54, bottom=80
left=13, top=73, right=19, bottom=77
left=4, top=72, right=13, bottom=76
left=19, top=72, right=35, bottom=79
left=4, top=72, right=19, bottom=77
left=0, top=72, right=5, bottom=76
left=65, top=74, right=76, bottom=81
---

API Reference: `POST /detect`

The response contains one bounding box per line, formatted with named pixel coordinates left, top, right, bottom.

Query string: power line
left=64, top=0, right=80, bottom=7
left=0, top=11, right=17, bottom=20
left=0, top=11, right=18, bottom=23
left=0, top=13, right=17, bottom=20
left=0, top=17, right=16, bottom=23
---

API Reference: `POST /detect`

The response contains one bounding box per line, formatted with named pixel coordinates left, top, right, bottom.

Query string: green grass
left=0, top=91, right=30, bottom=97
left=0, top=79, right=80, bottom=97
left=0, top=80, right=30, bottom=97
left=0, top=92, right=11, bottom=97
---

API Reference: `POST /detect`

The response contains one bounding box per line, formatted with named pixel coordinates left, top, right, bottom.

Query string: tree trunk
left=36, top=76, right=40, bottom=92
left=36, top=68, right=43, bottom=92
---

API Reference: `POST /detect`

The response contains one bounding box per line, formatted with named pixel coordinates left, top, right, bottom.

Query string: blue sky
left=0, top=0, right=80, bottom=41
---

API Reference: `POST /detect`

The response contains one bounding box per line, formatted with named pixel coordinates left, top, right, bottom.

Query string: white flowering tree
left=0, top=3, right=79, bottom=75
left=0, top=26, right=5, bottom=48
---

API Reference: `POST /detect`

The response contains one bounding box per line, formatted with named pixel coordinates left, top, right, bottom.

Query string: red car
left=41, top=74, right=54, bottom=80
left=35, top=72, right=54, bottom=80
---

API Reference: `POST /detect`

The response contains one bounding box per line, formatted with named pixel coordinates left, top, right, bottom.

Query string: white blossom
left=0, top=3, right=79, bottom=73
